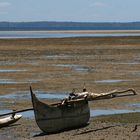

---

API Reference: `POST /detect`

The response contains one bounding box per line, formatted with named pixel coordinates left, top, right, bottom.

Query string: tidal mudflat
left=0, top=36, right=140, bottom=139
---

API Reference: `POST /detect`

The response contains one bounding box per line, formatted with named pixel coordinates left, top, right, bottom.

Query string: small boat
left=30, top=86, right=136, bottom=133
left=0, top=114, right=22, bottom=128
left=30, top=87, right=90, bottom=133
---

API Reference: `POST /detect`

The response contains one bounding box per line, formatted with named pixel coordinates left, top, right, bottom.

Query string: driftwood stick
left=111, top=88, right=137, bottom=95
left=0, top=108, right=34, bottom=117
left=132, top=124, right=140, bottom=132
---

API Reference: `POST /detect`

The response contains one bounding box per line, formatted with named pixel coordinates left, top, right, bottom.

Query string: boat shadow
left=73, top=124, right=120, bottom=136
left=33, top=123, right=89, bottom=137
left=33, top=124, right=121, bottom=137
left=0, top=123, right=21, bottom=129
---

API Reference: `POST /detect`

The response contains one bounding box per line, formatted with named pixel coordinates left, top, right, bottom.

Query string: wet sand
left=0, top=113, right=140, bottom=140
left=0, top=36, right=140, bottom=139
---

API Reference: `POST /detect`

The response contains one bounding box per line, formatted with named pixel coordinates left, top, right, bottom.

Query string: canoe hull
left=30, top=88, right=90, bottom=133
left=36, top=100, right=89, bottom=133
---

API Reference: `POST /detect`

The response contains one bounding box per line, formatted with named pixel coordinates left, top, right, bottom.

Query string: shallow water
left=95, top=79, right=128, bottom=83
left=116, top=62, right=140, bottom=65
left=46, top=54, right=73, bottom=59
left=0, top=69, right=26, bottom=73
left=0, top=108, right=140, bottom=119
left=0, top=79, right=17, bottom=84
left=49, top=64, right=91, bottom=73
left=128, top=103, right=140, bottom=108
left=90, top=109, right=140, bottom=117
left=0, top=109, right=34, bottom=118
left=0, top=91, right=69, bottom=100
left=0, top=90, right=139, bottom=118
left=0, top=79, right=41, bottom=85
left=0, top=31, right=140, bottom=38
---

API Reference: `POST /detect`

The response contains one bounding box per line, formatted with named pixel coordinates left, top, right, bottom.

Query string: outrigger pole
left=0, top=88, right=137, bottom=117
left=0, top=108, right=34, bottom=117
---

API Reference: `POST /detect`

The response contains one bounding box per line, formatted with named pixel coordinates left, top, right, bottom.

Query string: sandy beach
left=0, top=35, right=140, bottom=139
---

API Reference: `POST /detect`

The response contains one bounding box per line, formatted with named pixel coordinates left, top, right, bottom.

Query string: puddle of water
left=21, top=110, right=34, bottom=118
left=0, top=79, right=40, bottom=85
left=0, top=69, right=26, bottom=73
left=46, top=54, right=73, bottom=59
left=0, top=61, right=17, bottom=65
left=90, top=109, right=140, bottom=117
left=0, top=109, right=11, bottom=115
left=0, top=93, right=30, bottom=99
left=131, top=71, right=140, bottom=76
left=113, top=62, right=140, bottom=65
left=74, top=67, right=92, bottom=73
left=42, top=73, right=71, bottom=78
left=0, top=91, right=69, bottom=100
left=0, top=79, right=16, bottom=84
left=0, top=109, right=34, bottom=118
left=36, top=92, right=69, bottom=99
left=1, top=108, right=140, bottom=119
left=95, top=79, right=128, bottom=84
left=49, top=64, right=91, bottom=73
left=128, top=103, right=140, bottom=108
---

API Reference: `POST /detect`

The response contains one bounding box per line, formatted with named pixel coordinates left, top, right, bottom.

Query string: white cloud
left=0, top=2, right=11, bottom=8
left=0, top=2, right=11, bottom=14
left=89, top=2, right=107, bottom=8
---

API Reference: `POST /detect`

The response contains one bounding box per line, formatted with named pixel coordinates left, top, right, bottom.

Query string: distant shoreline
left=0, top=30, right=140, bottom=39
left=1, top=21, right=140, bottom=31
left=1, top=30, right=140, bottom=33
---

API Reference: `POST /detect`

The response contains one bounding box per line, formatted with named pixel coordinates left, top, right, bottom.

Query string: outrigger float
left=0, top=113, right=22, bottom=128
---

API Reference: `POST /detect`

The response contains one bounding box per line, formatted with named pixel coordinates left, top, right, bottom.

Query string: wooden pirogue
left=30, top=86, right=90, bottom=133
left=30, top=86, right=136, bottom=133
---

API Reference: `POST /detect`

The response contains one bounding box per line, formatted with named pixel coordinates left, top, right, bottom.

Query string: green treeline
left=0, top=21, right=140, bottom=30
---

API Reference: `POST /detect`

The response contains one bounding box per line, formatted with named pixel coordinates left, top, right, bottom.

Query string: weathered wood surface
left=30, top=86, right=90, bottom=133
left=70, top=88, right=137, bottom=101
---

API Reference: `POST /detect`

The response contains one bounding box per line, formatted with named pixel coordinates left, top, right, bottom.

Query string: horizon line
left=0, top=21, right=140, bottom=23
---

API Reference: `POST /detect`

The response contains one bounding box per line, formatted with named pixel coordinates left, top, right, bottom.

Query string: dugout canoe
left=30, top=86, right=90, bottom=133
left=0, top=114, right=22, bottom=128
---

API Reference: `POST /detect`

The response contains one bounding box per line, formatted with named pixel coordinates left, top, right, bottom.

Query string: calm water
left=95, top=79, right=128, bottom=83
left=0, top=91, right=69, bottom=100
left=0, top=31, right=140, bottom=38
left=0, top=90, right=140, bottom=118
left=0, top=69, right=26, bottom=72
left=0, top=108, right=140, bottom=119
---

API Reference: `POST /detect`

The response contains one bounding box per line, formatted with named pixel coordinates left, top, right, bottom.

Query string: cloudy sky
left=0, top=0, right=140, bottom=22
